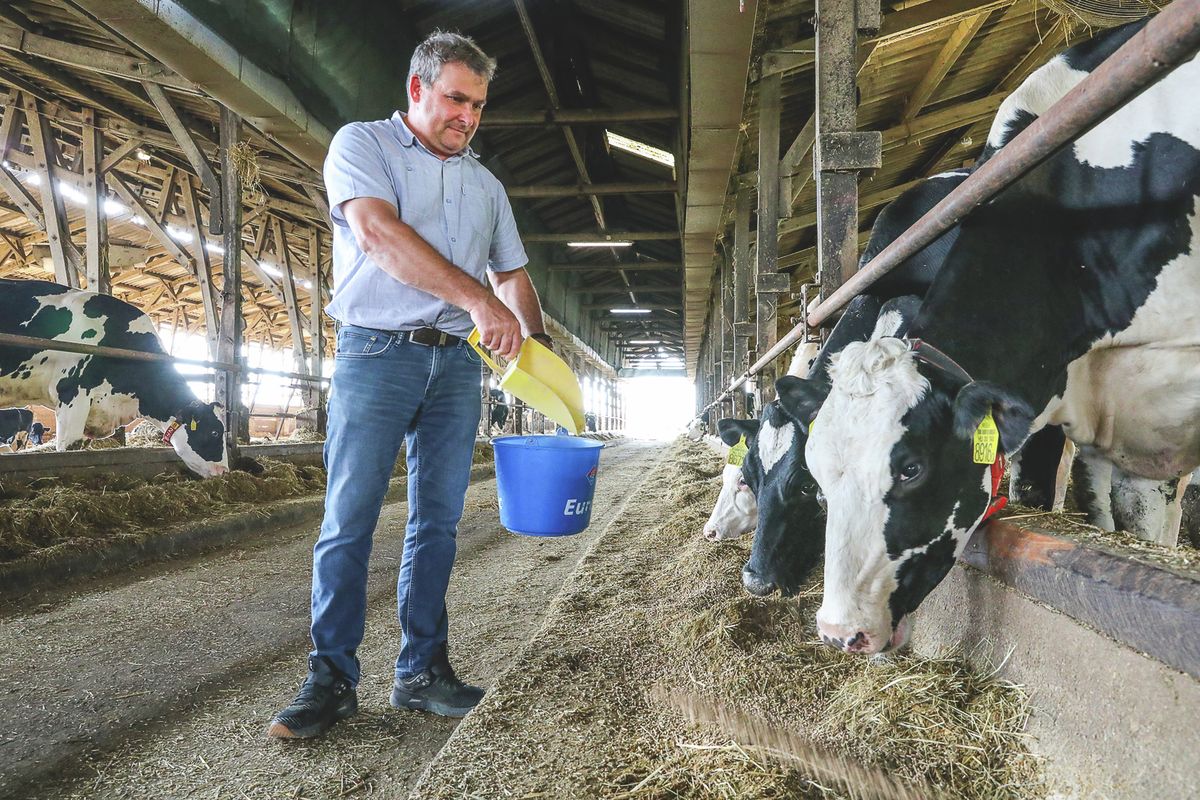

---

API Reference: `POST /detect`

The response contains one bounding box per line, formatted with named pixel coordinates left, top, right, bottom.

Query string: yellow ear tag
left=726, top=435, right=748, bottom=467
left=808, top=418, right=815, bottom=437
left=972, top=412, right=999, bottom=464
left=189, top=420, right=198, bottom=431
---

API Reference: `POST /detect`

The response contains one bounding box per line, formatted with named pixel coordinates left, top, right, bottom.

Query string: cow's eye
left=898, top=462, right=922, bottom=482
left=737, top=476, right=748, bottom=489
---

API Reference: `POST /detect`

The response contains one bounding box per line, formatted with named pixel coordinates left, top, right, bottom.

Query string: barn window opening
left=605, top=131, right=674, bottom=168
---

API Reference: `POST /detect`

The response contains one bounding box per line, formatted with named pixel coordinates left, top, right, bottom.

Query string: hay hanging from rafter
left=228, top=140, right=263, bottom=200
left=1039, top=0, right=1160, bottom=30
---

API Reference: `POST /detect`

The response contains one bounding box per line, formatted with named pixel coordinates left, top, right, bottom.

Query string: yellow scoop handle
left=467, top=328, right=507, bottom=375
left=467, top=327, right=586, bottom=435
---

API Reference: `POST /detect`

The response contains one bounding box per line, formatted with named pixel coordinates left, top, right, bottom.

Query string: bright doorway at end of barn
left=622, top=377, right=695, bottom=439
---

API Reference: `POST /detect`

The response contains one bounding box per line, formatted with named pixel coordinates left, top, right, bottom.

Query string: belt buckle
left=410, top=327, right=448, bottom=347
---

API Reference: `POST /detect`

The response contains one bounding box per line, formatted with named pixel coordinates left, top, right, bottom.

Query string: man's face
left=408, top=61, right=488, bottom=158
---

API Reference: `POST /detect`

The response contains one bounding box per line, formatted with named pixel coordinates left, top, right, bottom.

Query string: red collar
left=162, top=419, right=182, bottom=445
left=982, top=452, right=1008, bottom=524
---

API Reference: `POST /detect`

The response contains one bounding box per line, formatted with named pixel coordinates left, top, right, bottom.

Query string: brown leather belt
left=402, top=326, right=465, bottom=347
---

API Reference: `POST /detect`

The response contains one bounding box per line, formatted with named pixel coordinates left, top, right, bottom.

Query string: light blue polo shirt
left=323, top=111, right=528, bottom=336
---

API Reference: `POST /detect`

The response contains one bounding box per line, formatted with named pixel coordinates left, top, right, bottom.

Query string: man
left=268, top=30, right=552, bottom=739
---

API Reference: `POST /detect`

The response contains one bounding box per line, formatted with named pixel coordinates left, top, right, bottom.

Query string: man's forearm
left=492, top=269, right=545, bottom=336
left=357, top=212, right=490, bottom=313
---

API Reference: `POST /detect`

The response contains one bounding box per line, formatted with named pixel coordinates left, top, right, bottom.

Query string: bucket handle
left=467, top=328, right=507, bottom=376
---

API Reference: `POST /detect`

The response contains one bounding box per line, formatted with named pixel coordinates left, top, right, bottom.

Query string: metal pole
left=808, top=0, right=1200, bottom=327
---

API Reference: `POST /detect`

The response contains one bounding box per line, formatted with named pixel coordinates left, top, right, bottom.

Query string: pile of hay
left=413, top=439, right=1042, bottom=799
left=0, top=459, right=326, bottom=564
left=999, top=503, right=1200, bottom=576
left=126, top=421, right=170, bottom=448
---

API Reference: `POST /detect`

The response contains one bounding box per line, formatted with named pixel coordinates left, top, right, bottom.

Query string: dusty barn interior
left=1, top=0, right=1199, bottom=798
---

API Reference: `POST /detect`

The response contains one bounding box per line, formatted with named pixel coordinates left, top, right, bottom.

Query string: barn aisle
left=0, top=438, right=670, bottom=800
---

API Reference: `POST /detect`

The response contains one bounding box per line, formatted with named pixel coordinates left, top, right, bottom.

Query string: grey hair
left=407, top=30, right=496, bottom=98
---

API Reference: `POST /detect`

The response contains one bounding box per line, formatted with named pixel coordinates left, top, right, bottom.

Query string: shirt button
left=446, top=198, right=452, bottom=204
left=451, top=237, right=457, bottom=242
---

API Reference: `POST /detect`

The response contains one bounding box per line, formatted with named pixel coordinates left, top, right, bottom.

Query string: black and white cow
left=777, top=18, right=1200, bottom=654
left=0, top=279, right=229, bottom=477
left=702, top=341, right=819, bottom=542
left=708, top=169, right=1069, bottom=592
left=716, top=296, right=928, bottom=593
left=0, top=407, right=34, bottom=450
left=488, top=387, right=509, bottom=432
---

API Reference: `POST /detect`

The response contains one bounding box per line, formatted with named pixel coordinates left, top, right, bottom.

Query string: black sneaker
left=390, top=645, right=484, bottom=718
left=267, top=656, right=357, bottom=738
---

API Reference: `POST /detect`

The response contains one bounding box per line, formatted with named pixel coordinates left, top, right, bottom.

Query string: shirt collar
left=391, top=111, right=478, bottom=160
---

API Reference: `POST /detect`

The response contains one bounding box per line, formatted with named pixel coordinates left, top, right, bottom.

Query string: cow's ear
left=775, top=375, right=830, bottom=428
left=208, top=401, right=223, bottom=412
left=952, top=381, right=1035, bottom=453
left=717, top=417, right=759, bottom=447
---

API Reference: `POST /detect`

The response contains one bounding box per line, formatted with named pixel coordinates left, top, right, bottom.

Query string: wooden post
left=80, top=108, right=110, bottom=294
left=308, top=229, right=326, bottom=434
left=216, top=107, right=246, bottom=450
left=756, top=72, right=784, bottom=371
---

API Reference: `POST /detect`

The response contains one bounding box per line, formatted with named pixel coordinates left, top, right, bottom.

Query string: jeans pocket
left=337, top=328, right=393, bottom=359
left=459, top=341, right=483, bottom=366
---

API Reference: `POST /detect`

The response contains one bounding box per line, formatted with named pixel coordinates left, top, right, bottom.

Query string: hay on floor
left=0, top=459, right=326, bottom=564
left=410, top=439, right=1043, bottom=799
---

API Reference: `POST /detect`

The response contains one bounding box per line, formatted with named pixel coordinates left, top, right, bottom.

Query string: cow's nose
left=816, top=619, right=866, bottom=652
left=703, top=525, right=720, bottom=542
left=741, top=566, right=776, bottom=597
left=210, top=464, right=228, bottom=477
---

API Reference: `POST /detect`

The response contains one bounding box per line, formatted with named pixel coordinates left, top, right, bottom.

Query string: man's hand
left=469, top=293, right=522, bottom=360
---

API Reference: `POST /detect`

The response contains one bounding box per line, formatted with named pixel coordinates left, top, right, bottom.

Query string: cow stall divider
left=693, top=0, right=1200, bottom=420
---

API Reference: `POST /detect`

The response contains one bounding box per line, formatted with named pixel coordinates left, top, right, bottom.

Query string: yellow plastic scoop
left=468, top=328, right=586, bottom=434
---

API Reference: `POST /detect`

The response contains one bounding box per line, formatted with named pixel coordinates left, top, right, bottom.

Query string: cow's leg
left=1110, top=468, right=1182, bottom=547
left=53, top=400, right=89, bottom=452
left=1071, top=446, right=1115, bottom=530
left=1009, top=425, right=1067, bottom=510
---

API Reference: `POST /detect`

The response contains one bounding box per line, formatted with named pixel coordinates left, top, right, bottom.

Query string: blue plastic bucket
left=492, top=435, right=605, bottom=536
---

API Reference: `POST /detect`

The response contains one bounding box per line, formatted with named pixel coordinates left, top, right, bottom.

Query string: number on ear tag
left=726, top=435, right=748, bottom=467
left=973, top=412, right=999, bottom=464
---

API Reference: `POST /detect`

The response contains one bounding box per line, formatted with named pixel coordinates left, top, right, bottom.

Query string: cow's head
left=780, top=337, right=1033, bottom=655
left=166, top=400, right=229, bottom=478
left=734, top=401, right=825, bottom=596
left=703, top=418, right=760, bottom=541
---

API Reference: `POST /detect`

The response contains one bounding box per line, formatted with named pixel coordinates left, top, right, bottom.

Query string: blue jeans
left=310, top=324, right=482, bottom=684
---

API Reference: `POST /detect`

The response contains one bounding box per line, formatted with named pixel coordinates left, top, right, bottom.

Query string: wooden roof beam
left=479, top=108, right=677, bottom=127
left=506, top=181, right=677, bottom=199
left=0, top=22, right=194, bottom=93
left=900, top=10, right=991, bottom=121
left=548, top=261, right=681, bottom=272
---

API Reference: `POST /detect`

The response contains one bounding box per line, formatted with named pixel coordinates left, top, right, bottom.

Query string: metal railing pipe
left=806, top=0, right=1200, bottom=327
left=0, top=331, right=329, bottom=385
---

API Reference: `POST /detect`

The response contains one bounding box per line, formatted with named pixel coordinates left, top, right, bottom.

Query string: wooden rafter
left=901, top=10, right=991, bottom=120
left=22, top=92, right=80, bottom=286
left=179, top=172, right=220, bottom=354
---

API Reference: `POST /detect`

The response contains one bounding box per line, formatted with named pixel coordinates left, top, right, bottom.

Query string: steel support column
left=732, top=188, right=752, bottom=418
left=815, top=0, right=882, bottom=313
